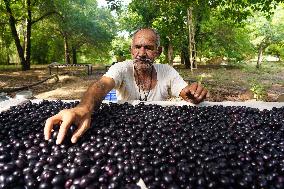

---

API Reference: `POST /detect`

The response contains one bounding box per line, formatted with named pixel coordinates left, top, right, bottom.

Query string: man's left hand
left=180, top=82, right=208, bottom=104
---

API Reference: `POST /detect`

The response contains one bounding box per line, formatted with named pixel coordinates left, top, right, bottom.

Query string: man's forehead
left=133, top=29, right=157, bottom=44
left=135, top=29, right=156, bottom=37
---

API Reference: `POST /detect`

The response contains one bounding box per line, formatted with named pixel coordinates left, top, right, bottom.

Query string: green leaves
left=112, top=37, right=131, bottom=61
left=250, top=81, right=267, bottom=100
left=1, top=0, right=283, bottom=67
left=35, top=0, right=116, bottom=64
left=248, top=5, right=284, bottom=53
left=118, top=0, right=283, bottom=64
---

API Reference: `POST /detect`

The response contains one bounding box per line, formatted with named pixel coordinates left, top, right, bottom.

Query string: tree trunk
left=182, top=47, right=190, bottom=69
left=63, top=34, right=71, bottom=64
left=256, top=44, right=263, bottom=69
left=167, top=42, right=174, bottom=66
left=180, top=52, right=184, bottom=65
left=72, top=47, right=77, bottom=64
left=4, top=0, right=27, bottom=70
left=25, top=0, right=32, bottom=70
left=22, top=20, right=26, bottom=58
left=7, top=53, right=10, bottom=65
left=193, top=7, right=203, bottom=68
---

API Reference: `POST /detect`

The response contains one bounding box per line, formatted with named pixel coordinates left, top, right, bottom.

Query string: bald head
left=130, top=28, right=162, bottom=69
left=132, top=28, right=160, bottom=48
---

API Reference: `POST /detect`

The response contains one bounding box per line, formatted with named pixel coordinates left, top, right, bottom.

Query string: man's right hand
left=44, top=106, right=91, bottom=144
left=44, top=76, right=115, bottom=144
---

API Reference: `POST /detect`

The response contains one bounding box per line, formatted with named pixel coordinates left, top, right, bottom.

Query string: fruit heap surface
left=0, top=100, right=284, bottom=189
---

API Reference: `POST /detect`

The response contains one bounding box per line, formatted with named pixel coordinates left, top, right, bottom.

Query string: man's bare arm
left=78, top=76, right=115, bottom=112
left=44, top=76, right=115, bottom=144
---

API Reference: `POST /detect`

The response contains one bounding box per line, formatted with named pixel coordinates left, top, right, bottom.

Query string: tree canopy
left=0, top=0, right=115, bottom=70
left=117, top=0, right=283, bottom=66
left=0, top=0, right=283, bottom=70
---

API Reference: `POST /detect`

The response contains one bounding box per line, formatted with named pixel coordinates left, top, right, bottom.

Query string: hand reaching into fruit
left=44, top=107, right=91, bottom=144
left=44, top=77, right=114, bottom=144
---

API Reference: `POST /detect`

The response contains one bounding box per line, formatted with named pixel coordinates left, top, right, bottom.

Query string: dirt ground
left=0, top=65, right=284, bottom=102
left=0, top=67, right=104, bottom=100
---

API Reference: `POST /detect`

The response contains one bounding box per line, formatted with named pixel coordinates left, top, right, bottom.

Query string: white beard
left=133, top=58, right=153, bottom=71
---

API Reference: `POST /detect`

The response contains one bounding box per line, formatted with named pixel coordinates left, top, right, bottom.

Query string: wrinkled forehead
left=132, top=29, right=157, bottom=46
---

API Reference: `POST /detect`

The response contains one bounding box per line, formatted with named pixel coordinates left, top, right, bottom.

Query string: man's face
left=131, top=29, right=160, bottom=69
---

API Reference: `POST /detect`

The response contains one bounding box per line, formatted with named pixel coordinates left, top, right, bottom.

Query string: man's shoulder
left=155, top=63, right=174, bottom=67
left=154, top=63, right=175, bottom=71
left=110, top=60, right=133, bottom=69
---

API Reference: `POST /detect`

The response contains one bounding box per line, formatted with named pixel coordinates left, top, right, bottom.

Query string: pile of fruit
left=0, top=100, right=284, bottom=189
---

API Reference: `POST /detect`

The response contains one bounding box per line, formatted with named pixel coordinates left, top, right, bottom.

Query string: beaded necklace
left=134, top=65, right=154, bottom=101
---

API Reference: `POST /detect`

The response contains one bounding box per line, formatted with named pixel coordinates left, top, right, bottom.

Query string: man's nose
left=138, top=47, right=147, bottom=56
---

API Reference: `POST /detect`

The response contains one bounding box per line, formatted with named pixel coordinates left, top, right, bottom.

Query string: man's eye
left=145, top=46, right=154, bottom=50
left=134, top=45, right=154, bottom=50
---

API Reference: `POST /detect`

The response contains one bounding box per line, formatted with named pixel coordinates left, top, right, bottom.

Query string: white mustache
left=135, top=57, right=153, bottom=63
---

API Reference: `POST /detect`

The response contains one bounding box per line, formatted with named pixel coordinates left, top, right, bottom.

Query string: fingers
left=181, top=84, right=196, bottom=100
left=197, top=88, right=208, bottom=102
left=56, top=115, right=74, bottom=144
left=44, top=114, right=62, bottom=140
left=190, top=82, right=198, bottom=91
left=44, top=107, right=91, bottom=145
left=44, top=110, right=76, bottom=145
left=181, top=83, right=208, bottom=104
left=71, top=118, right=90, bottom=143
left=193, top=84, right=203, bottom=98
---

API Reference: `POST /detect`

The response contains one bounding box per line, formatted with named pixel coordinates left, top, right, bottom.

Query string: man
left=44, top=28, right=208, bottom=144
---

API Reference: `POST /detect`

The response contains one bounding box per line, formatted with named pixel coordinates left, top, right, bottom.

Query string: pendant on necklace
left=139, top=89, right=150, bottom=101
left=135, top=65, right=154, bottom=101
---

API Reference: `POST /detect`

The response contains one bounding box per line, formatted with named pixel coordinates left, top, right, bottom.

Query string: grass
left=180, top=61, right=284, bottom=83
left=177, top=61, right=284, bottom=101
left=1, top=61, right=283, bottom=101
left=0, top=64, right=52, bottom=71
left=0, top=64, right=22, bottom=71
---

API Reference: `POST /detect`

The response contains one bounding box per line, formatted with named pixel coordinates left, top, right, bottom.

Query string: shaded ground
left=0, top=66, right=104, bottom=100
left=178, top=63, right=284, bottom=102
left=1, top=63, right=284, bottom=101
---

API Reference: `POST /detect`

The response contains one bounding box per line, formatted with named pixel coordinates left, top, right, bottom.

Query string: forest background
left=0, top=0, right=284, bottom=101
